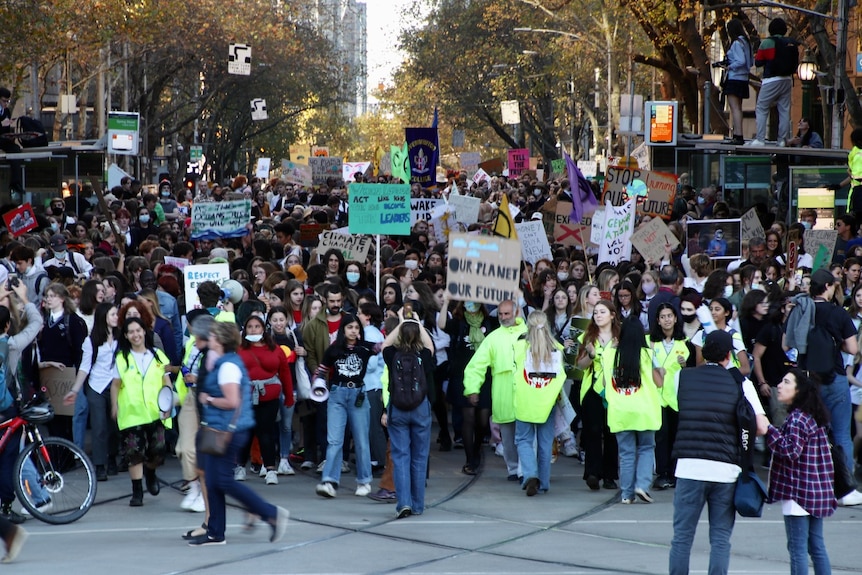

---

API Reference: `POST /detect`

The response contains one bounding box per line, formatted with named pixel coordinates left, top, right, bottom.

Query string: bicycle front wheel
left=14, top=437, right=98, bottom=524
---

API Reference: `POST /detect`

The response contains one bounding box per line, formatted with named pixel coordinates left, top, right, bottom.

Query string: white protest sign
left=164, top=256, right=189, bottom=271
left=183, top=263, right=230, bottom=312
left=597, top=198, right=636, bottom=265
left=255, top=157, right=271, bottom=180
left=471, top=168, right=490, bottom=185
left=281, top=160, right=313, bottom=186
left=630, top=216, right=679, bottom=263
left=460, top=152, right=481, bottom=177
left=577, top=160, right=597, bottom=178
left=591, top=207, right=605, bottom=246
left=190, top=199, right=252, bottom=241
left=343, top=162, right=371, bottom=182
left=430, top=204, right=461, bottom=244
left=446, top=232, right=521, bottom=305
left=803, top=229, right=838, bottom=267
left=250, top=98, right=267, bottom=121
left=740, top=208, right=765, bottom=242
left=228, top=43, right=251, bottom=75
left=500, top=100, right=521, bottom=125
left=318, top=230, right=372, bottom=262
left=515, top=220, right=553, bottom=264
left=631, top=142, right=651, bottom=170
left=449, top=194, right=481, bottom=225
left=411, top=198, right=445, bottom=224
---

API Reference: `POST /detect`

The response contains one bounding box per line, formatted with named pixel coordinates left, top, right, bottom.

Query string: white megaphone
left=310, top=378, right=329, bottom=402
left=219, top=279, right=244, bottom=304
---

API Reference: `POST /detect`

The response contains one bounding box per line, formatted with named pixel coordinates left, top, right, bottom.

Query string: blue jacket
left=200, top=353, right=255, bottom=432
left=726, top=37, right=753, bottom=81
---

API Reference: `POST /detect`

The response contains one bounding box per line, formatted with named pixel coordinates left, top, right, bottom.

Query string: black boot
left=96, top=465, right=108, bottom=482
left=0, top=501, right=25, bottom=524
left=144, top=467, right=160, bottom=496
left=130, top=479, right=144, bottom=507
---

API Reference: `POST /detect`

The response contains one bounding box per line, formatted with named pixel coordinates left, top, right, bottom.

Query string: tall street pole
left=831, top=0, right=848, bottom=149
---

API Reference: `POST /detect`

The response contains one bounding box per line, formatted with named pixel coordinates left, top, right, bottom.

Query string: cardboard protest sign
left=631, top=142, right=651, bottom=170
left=602, top=166, right=677, bottom=219
left=740, top=208, right=765, bottom=242
left=190, top=199, right=251, bottom=241
left=309, top=157, right=343, bottom=185
left=460, top=152, right=481, bottom=177
left=3, top=203, right=37, bottom=237
left=803, top=229, right=838, bottom=268
left=183, top=263, right=230, bottom=312
left=318, top=230, right=372, bottom=262
left=343, top=162, right=371, bottom=183
left=597, top=198, right=637, bottom=266
left=446, top=232, right=521, bottom=305
left=405, top=127, right=439, bottom=184
left=255, top=157, right=271, bottom=179
left=631, top=217, right=679, bottom=263
left=449, top=194, right=481, bottom=225
left=299, top=223, right=326, bottom=247
left=411, top=198, right=445, bottom=224
left=164, top=256, right=189, bottom=271
left=348, top=184, right=411, bottom=235
left=41, top=366, right=77, bottom=416
left=551, top=201, right=591, bottom=246
left=515, top=220, right=552, bottom=264
left=281, top=160, right=313, bottom=186
left=507, top=148, right=529, bottom=176
left=478, top=158, right=505, bottom=175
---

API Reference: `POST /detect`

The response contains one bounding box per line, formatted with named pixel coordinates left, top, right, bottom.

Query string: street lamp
left=797, top=49, right=817, bottom=127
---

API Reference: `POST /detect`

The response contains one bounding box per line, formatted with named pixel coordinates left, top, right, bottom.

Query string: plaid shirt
left=766, top=409, right=837, bottom=517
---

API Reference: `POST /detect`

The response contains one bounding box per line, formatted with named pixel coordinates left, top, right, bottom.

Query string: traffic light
left=184, top=175, right=196, bottom=194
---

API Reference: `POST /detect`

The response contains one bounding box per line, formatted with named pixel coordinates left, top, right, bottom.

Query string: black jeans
left=85, top=385, right=119, bottom=467
left=240, top=399, right=280, bottom=469
left=580, top=388, right=618, bottom=481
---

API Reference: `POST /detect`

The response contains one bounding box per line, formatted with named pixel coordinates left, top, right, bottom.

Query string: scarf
left=464, top=311, right=486, bottom=348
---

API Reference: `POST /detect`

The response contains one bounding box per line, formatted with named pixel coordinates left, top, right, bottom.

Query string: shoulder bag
left=197, top=403, right=241, bottom=457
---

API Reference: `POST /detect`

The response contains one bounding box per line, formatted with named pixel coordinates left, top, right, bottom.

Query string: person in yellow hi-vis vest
left=111, top=317, right=173, bottom=507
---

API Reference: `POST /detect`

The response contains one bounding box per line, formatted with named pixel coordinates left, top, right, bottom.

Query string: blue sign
left=856, top=54, right=862, bottom=74
left=405, top=127, right=439, bottom=185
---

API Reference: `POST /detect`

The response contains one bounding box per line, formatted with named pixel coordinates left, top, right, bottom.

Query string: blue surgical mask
left=801, top=221, right=812, bottom=230
left=245, top=334, right=263, bottom=343
left=139, top=215, right=150, bottom=224
left=53, top=249, right=66, bottom=259
left=723, top=285, right=733, bottom=298
left=464, top=302, right=480, bottom=313
left=346, top=272, right=360, bottom=285
left=697, top=196, right=705, bottom=205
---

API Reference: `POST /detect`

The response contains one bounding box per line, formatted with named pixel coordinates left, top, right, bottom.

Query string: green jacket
left=115, top=348, right=172, bottom=431
left=512, top=338, right=565, bottom=424
left=302, top=311, right=333, bottom=374
left=648, top=337, right=690, bottom=410
left=462, top=318, right=527, bottom=423
left=604, top=348, right=662, bottom=433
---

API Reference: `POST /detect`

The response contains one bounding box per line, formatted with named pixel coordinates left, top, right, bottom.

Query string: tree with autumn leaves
left=0, top=0, right=344, bottom=182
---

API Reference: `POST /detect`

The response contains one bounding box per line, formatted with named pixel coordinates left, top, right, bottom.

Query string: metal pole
left=831, top=0, right=848, bottom=149
left=704, top=81, right=711, bottom=135
left=607, top=46, right=612, bottom=156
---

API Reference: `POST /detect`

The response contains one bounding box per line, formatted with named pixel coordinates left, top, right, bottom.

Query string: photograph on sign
left=3, top=203, right=37, bottom=237
left=685, top=219, right=741, bottom=259
left=446, top=233, right=521, bottom=305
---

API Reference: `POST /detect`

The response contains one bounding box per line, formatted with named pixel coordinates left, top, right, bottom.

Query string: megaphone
left=219, top=279, right=244, bottom=304
left=310, top=378, right=329, bottom=402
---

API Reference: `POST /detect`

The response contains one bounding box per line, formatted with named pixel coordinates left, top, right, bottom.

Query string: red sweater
left=237, top=344, right=295, bottom=406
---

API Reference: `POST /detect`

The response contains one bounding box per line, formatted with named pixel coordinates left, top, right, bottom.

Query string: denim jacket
left=200, top=353, right=255, bottom=432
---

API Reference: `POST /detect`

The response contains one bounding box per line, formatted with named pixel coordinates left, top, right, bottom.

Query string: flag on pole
left=493, top=194, right=518, bottom=239
left=565, top=152, right=598, bottom=225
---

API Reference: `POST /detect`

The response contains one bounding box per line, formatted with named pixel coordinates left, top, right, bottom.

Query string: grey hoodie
left=785, top=293, right=814, bottom=353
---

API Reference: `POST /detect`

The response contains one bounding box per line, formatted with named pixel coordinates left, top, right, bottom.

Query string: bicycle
left=0, top=401, right=97, bottom=524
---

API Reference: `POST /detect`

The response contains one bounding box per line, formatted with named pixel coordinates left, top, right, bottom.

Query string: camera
left=712, top=59, right=728, bottom=69
left=6, top=277, right=19, bottom=290
left=402, top=302, right=414, bottom=320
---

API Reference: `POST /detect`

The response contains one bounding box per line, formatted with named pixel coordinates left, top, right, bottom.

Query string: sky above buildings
left=365, top=0, right=424, bottom=99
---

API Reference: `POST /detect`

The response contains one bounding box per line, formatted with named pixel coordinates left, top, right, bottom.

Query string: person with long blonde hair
left=513, top=311, right=566, bottom=496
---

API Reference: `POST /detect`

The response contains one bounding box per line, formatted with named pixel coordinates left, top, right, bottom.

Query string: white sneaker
left=277, top=458, right=296, bottom=476
left=341, top=461, right=351, bottom=473
left=355, top=483, right=371, bottom=497
left=265, top=470, right=279, bottom=485
left=300, top=460, right=314, bottom=470
left=180, top=480, right=201, bottom=511
left=234, top=466, right=247, bottom=481
left=20, top=499, right=52, bottom=516
left=839, top=490, right=862, bottom=506
left=315, top=482, right=336, bottom=498
left=743, top=139, right=765, bottom=147
left=316, top=460, right=326, bottom=474
left=259, top=465, right=267, bottom=478
left=189, top=491, right=206, bottom=513
left=494, top=443, right=505, bottom=457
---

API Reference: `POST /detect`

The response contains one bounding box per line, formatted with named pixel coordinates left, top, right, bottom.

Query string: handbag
left=197, top=402, right=241, bottom=457
left=734, top=469, right=768, bottom=517
left=828, top=430, right=858, bottom=499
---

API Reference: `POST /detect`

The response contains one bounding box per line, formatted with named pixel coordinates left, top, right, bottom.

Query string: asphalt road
left=13, top=442, right=862, bottom=574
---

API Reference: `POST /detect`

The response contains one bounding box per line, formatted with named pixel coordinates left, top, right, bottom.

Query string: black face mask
left=681, top=313, right=697, bottom=323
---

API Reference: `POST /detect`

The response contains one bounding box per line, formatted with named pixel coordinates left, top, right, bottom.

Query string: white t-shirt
left=217, top=362, right=242, bottom=387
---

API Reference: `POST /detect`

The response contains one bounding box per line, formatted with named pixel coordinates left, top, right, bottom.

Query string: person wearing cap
left=42, top=234, right=92, bottom=279
left=668, top=329, right=768, bottom=574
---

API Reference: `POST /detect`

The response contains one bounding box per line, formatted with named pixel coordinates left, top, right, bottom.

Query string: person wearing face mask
left=157, top=180, right=181, bottom=222
left=728, top=265, right=762, bottom=312
left=463, top=300, right=527, bottom=481
left=679, top=293, right=703, bottom=341
left=234, top=316, right=295, bottom=485
left=637, top=270, right=660, bottom=328
left=131, top=206, right=156, bottom=252
left=342, top=261, right=375, bottom=300
left=42, top=234, right=93, bottom=279
left=9, top=246, right=48, bottom=308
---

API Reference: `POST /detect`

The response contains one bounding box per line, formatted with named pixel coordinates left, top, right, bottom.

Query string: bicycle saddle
left=20, top=402, right=54, bottom=424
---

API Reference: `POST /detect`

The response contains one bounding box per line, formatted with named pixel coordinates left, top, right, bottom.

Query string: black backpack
left=804, top=319, right=838, bottom=383
left=389, top=350, right=428, bottom=411
left=772, top=36, right=800, bottom=77
left=16, top=116, right=48, bottom=148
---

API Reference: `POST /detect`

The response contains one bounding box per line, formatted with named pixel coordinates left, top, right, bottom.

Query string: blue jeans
left=820, top=375, right=853, bottom=471
left=669, top=478, right=736, bottom=575
left=515, top=416, right=555, bottom=491
left=278, top=400, right=295, bottom=459
left=388, top=399, right=431, bottom=514
left=73, top=387, right=88, bottom=451
left=204, top=430, right=277, bottom=540
left=322, top=386, right=372, bottom=486
left=616, top=430, right=656, bottom=500
left=785, top=515, right=831, bottom=575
